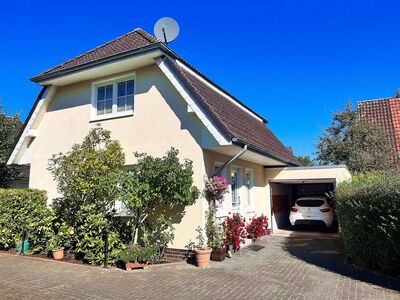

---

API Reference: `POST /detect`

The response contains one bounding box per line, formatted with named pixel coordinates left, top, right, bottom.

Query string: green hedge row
left=335, top=170, right=400, bottom=275
left=0, top=189, right=53, bottom=253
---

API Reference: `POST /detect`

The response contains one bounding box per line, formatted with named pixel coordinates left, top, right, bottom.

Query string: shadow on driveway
left=282, top=236, right=400, bottom=292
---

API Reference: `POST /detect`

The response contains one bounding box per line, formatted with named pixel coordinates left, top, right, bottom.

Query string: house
left=358, top=90, right=400, bottom=164
left=7, top=28, right=350, bottom=251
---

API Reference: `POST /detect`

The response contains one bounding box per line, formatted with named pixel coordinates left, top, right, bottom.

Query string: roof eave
left=232, top=138, right=300, bottom=167
left=30, top=42, right=178, bottom=84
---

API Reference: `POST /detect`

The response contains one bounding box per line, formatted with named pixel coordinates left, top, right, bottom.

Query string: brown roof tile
left=358, top=97, right=400, bottom=163
left=38, top=28, right=158, bottom=76
left=165, top=58, right=300, bottom=165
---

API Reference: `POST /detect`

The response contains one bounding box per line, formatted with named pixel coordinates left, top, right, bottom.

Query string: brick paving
left=0, top=236, right=399, bottom=299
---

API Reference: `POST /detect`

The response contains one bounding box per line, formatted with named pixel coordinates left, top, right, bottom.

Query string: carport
left=265, top=165, right=351, bottom=234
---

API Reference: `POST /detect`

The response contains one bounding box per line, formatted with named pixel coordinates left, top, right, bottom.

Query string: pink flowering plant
left=203, top=176, right=229, bottom=203
left=203, top=175, right=229, bottom=248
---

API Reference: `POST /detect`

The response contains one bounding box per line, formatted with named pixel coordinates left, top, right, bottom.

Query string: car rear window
left=296, top=199, right=325, bottom=207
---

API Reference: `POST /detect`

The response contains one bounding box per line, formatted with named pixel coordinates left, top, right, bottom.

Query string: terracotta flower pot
left=210, top=247, right=226, bottom=262
left=52, top=247, right=64, bottom=260
left=194, top=248, right=212, bottom=268
left=125, top=262, right=148, bottom=270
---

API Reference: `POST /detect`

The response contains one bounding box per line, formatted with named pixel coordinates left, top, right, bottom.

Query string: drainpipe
left=213, top=143, right=248, bottom=177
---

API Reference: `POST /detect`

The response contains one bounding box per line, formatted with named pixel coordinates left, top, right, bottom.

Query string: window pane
left=105, top=100, right=112, bottom=114
left=126, top=95, right=134, bottom=110
left=97, top=101, right=105, bottom=115
left=127, top=80, right=134, bottom=95
left=117, top=97, right=126, bottom=112
left=97, top=86, right=105, bottom=101
left=118, top=82, right=126, bottom=97
left=296, top=199, right=325, bottom=207
left=106, top=85, right=113, bottom=99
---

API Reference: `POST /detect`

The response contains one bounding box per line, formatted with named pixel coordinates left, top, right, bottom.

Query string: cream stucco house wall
left=8, top=28, right=351, bottom=249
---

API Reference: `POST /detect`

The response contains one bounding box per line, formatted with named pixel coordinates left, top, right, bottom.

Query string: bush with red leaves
left=222, top=213, right=247, bottom=251
left=246, top=215, right=269, bottom=241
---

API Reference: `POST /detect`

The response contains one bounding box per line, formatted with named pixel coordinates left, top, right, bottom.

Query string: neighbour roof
left=358, top=96, right=400, bottom=163
left=23, top=28, right=299, bottom=167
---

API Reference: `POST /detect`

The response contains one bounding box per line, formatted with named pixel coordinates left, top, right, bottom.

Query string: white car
left=289, top=197, right=334, bottom=227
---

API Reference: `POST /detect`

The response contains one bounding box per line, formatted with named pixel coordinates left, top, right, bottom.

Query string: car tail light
left=291, top=207, right=298, bottom=212
left=320, top=208, right=331, bottom=212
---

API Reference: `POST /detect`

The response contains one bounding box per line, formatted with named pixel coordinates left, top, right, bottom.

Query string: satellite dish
left=154, top=17, right=179, bottom=44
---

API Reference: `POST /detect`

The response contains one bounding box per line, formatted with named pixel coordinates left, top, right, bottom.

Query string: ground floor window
left=230, top=167, right=241, bottom=212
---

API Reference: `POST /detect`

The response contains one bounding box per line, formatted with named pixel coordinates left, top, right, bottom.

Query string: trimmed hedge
left=335, top=170, right=400, bottom=275
left=0, top=189, right=53, bottom=253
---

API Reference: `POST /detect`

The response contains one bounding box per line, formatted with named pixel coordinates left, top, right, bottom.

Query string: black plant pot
left=210, top=247, right=226, bottom=262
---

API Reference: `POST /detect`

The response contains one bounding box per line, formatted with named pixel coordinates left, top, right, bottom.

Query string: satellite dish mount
left=154, top=17, right=179, bottom=44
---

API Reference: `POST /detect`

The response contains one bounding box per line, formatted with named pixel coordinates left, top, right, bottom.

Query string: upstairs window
left=92, top=75, right=135, bottom=120
left=97, top=84, right=113, bottom=115
left=117, top=80, right=134, bottom=112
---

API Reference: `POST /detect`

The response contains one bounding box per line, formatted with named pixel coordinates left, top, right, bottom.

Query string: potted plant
left=117, top=244, right=157, bottom=270
left=192, top=227, right=212, bottom=268
left=15, top=239, right=30, bottom=254
left=223, top=213, right=247, bottom=252
left=46, top=234, right=64, bottom=260
left=203, top=176, right=229, bottom=262
left=46, top=221, right=73, bottom=260
left=206, top=206, right=226, bottom=262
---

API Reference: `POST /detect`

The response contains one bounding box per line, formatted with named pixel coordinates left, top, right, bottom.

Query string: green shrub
left=117, top=244, right=158, bottom=263
left=0, top=189, right=53, bottom=253
left=335, top=170, right=400, bottom=274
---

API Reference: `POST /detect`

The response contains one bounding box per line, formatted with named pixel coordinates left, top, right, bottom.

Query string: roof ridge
left=358, top=96, right=399, bottom=104
left=41, top=28, right=156, bottom=75
left=134, top=28, right=159, bottom=43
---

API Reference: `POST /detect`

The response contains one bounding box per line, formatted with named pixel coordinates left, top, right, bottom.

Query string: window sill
left=90, top=111, right=134, bottom=122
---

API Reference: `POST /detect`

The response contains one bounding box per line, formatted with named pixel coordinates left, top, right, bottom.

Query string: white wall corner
left=7, top=86, right=57, bottom=165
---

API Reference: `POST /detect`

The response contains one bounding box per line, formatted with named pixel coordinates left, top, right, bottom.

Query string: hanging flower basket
left=203, top=176, right=229, bottom=202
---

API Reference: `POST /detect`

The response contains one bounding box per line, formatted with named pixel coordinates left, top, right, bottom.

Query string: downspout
left=213, top=142, right=248, bottom=177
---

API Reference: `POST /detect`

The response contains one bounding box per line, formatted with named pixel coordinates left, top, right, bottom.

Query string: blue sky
left=1, top=0, right=400, bottom=157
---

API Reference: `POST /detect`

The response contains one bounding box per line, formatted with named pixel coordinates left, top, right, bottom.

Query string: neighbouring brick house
left=358, top=90, right=400, bottom=164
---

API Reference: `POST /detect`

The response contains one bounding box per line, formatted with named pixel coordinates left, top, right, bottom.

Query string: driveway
left=0, top=236, right=398, bottom=299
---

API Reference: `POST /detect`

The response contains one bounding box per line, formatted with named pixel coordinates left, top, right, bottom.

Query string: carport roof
left=266, top=164, right=352, bottom=184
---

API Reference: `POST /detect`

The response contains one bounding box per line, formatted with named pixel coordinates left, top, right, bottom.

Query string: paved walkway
left=0, top=236, right=399, bottom=299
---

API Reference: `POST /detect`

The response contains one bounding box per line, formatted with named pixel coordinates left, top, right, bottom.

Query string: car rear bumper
left=289, top=213, right=333, bottom=227
left=292, top=219, right=329, bottom=226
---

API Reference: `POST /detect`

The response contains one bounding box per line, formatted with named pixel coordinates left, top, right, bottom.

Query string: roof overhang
left=266, top=165, right=352, bottom=184
left=33, top=48, right=167, bottom=87
left=208, top=144, right=288, bottom=167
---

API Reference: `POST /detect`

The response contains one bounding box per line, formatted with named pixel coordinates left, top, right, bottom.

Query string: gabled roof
left=33, top=28, right=158, bottom=79
left=11, top=28, right=300, bottom=167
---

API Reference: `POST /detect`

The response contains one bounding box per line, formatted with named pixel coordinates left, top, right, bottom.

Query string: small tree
left=296, top=155, right=315, bottom=166
left=0, top=104, right=22, bottom=187
left=48, top=126, right=125, bottom=264
left=121, top=148, right=200, bottom=244
left=316, top=104, right=394, bottom=173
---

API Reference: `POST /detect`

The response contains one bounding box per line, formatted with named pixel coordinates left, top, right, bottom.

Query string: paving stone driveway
left=0, top=236, right=399, bottom=300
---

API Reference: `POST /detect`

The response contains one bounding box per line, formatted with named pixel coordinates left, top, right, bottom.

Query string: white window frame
left=230, top=165, right=242, bottom=213
left=245, top=168, right=255, bottom=212
left=90, top=73, right=136, bottom=122
left=213, top=162, right=227, bottom=218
